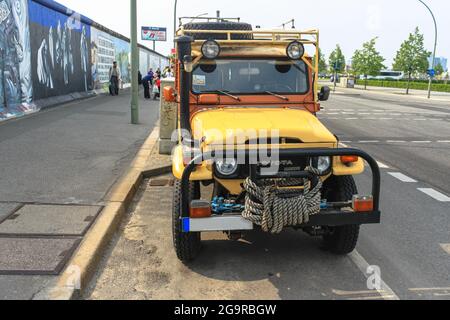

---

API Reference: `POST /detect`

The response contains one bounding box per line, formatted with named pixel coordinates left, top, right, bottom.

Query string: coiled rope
left=242, top=168, right=322, bottom=234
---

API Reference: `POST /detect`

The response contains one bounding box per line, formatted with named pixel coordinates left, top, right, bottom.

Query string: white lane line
left=386, top=140, right=406, bottom=143
left=411, top=141, right=431, bottom=143
left=437, top=140, right=450, bottom=143
left=388, top=172, right=418, bottom=183
left=440, top=244, right=450, bottom=255
left=417, top=188, right=450, bottom=202
left=377, top=161, right=389, bottom=169
left=349, top=251, right=400, bottom=300
left=359, top=140, right=380, bottom=143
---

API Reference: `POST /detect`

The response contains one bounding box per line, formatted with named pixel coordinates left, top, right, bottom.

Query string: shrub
left=355, top=79, right=450, bottom=93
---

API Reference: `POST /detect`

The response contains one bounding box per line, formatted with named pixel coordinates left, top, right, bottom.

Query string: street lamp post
left=418, top=0, right=438, bottom=99
left=130, top=0, right=139, bottom=124
left=174, top=0, right=178, bottom=46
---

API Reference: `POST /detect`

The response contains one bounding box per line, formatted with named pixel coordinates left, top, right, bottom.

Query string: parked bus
left=366, top=70, right=404, bottom=80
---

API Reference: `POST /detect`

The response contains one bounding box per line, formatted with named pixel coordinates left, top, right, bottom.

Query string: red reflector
left=341, top=155, right=359, bottom=164
left=190, top=200, right=212, bottom=218
left=352, top=195, right=374, bottom=212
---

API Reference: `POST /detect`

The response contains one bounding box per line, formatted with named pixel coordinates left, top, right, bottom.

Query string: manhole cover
left=0, top=204, right=102, bottom=236
left=0, top=237, right=81, bottom=275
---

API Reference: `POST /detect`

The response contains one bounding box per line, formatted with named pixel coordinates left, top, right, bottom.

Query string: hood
left=191, top=108, right=337, bottom=145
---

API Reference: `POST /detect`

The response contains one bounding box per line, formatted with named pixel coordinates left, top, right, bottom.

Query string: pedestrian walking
left=109, top=61, right=121, bottom=96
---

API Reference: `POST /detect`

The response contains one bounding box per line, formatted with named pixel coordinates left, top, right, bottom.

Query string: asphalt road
left=87, top=90, right=449, bottom=300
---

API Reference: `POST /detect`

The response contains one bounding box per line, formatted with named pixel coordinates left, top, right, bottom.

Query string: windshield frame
left=191, top=57, right=311, bottom=96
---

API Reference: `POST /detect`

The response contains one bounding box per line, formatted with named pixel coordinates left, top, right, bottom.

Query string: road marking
left=440, top=244, right=450, bottom=255
left=349, top=295, right=397, bottom=300
left=437, top=140, right=450, bottom=143
left=411, top=141, right=431, bottom=143
left=388, top=172, right=417, bottom=183
left=386, top=140, right=406, bottom=143
left=413, top=119, right=427, bottom=121
left=377, top=161, right=389, bottom=169
left=417, top=188, right=450, bottom=202
left=345, top=118, right=358, bottom=120
left=348, top=251, right=400, bottom=300
left=359, top=140, right=380, bottom=143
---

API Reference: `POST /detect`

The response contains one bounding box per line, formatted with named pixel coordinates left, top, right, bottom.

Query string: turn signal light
left=341, top=155, right=359, bottom=164
left=190, top=200, right=212, bottom=218
left=352, top=195, right=374, bottom=212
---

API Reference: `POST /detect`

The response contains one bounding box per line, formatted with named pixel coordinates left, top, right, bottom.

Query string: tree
left=393, top=27, right=430, bottom=94
left=314, top=49, right=327, bottom=74
left=329, top=45, right=346, bottom=74
left=352, top=37, right=386, bottom=89
left=435, top=62, right=444, bottom=76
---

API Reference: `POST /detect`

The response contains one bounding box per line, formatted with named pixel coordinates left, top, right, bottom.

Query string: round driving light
left=202, top=40, right=221, bottom=59
left=287, top=41, right=305, bottom=60
left=316, top=156, right=331, bottom=174
left=215, top=158, right=238, bottom=176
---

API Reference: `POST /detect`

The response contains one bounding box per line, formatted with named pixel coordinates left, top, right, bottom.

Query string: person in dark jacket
left=142, top=72, right=153, bottom=99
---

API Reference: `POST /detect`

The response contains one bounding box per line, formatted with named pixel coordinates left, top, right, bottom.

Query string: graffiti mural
left=28, top=0, right=92, bottom=100
left=0, top=0, right=34, bottom=120
left=0, top=0, right=168, bottom=122
left=91, top=28, right=130, bottom=90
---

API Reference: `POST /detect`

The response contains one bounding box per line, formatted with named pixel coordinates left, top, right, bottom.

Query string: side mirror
left=318, top=86, right=331, bottom=101
left=164, top=86, right=176, bottom=102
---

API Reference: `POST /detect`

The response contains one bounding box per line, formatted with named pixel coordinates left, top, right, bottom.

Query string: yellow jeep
left=166, top=19, right=381, bottom=262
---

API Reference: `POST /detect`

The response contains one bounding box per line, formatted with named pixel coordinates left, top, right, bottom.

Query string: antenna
left=278, top=19, right=296, bottom=29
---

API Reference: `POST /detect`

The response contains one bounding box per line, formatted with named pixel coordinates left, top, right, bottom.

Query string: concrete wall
left=0, top=0, right=168, bottom=122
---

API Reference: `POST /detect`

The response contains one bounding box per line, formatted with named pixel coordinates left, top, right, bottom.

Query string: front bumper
left=180, top=148, right=381, bottom=232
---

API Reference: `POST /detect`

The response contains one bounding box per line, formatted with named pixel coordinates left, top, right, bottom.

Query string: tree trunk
left=406, top=72, right=411, bottom=95
left=364, top=76, right=367, bottom=90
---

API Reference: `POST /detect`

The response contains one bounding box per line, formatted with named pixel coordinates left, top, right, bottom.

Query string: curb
left=48, top=126, right=166, bottom=300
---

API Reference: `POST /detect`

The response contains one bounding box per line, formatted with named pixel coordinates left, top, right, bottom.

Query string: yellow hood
left=191, top=108, right=337, bottom=145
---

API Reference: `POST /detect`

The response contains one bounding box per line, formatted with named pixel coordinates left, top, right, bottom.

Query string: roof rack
left=176, top=25, right=321, bottom=102
left=178, top=16, right=241, bottom=26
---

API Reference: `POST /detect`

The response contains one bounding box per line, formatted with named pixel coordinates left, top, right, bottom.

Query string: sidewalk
left=0, top=91, right=160, bottom=299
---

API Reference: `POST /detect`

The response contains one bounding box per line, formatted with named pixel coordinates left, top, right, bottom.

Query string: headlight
left=215, top=158, right=238, bottom=176
left=287, top=41, right=305, bottom=60
left=312, top=156, right=331, bottom=175
left=201, top=40, right=221, bottom=59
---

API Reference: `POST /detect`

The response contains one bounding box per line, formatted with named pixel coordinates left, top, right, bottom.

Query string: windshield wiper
left=265, top=91, right=289, bottom=101
left=211, top=90, right=241, bottom=101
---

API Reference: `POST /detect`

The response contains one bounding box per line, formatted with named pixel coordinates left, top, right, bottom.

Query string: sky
left=57, top=0, right=449, bottom=69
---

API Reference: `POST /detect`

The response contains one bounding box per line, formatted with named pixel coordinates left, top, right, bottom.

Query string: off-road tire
left=172, top=179, right=201, bottom=262
left=182, top=22, right=253, bottom=40
left=322, top=176, right=360, bottom=255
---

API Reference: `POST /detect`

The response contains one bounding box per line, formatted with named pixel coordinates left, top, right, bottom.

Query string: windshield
left=192, top=59, right=309, bottom=95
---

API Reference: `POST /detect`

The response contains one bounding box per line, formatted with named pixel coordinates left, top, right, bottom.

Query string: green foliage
left=351, top=38, right=385, bottom=78
left=393, top=27, right=430, bottom=77
left=435, top=63, right=444, bottom=76
left=355, top=79, right=450, bottom=93
left=314, top=49, right=328, bottom=74
left=328, top=45, right=346, bottom=73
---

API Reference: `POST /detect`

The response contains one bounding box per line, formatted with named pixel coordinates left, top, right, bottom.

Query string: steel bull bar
left=180, top=148, right=381, bottom=233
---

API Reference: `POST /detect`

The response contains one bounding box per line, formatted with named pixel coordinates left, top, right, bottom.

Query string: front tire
left=172, top=179, right=201, bottom=262
left=322, top=176, right=360, bottom=255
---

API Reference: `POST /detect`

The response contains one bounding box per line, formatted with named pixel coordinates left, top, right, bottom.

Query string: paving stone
left=0, top=203, right=20, bottom=222
left=0, top=237, right=80, bottom=275
left=0, top=205, right=101, bottom=236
